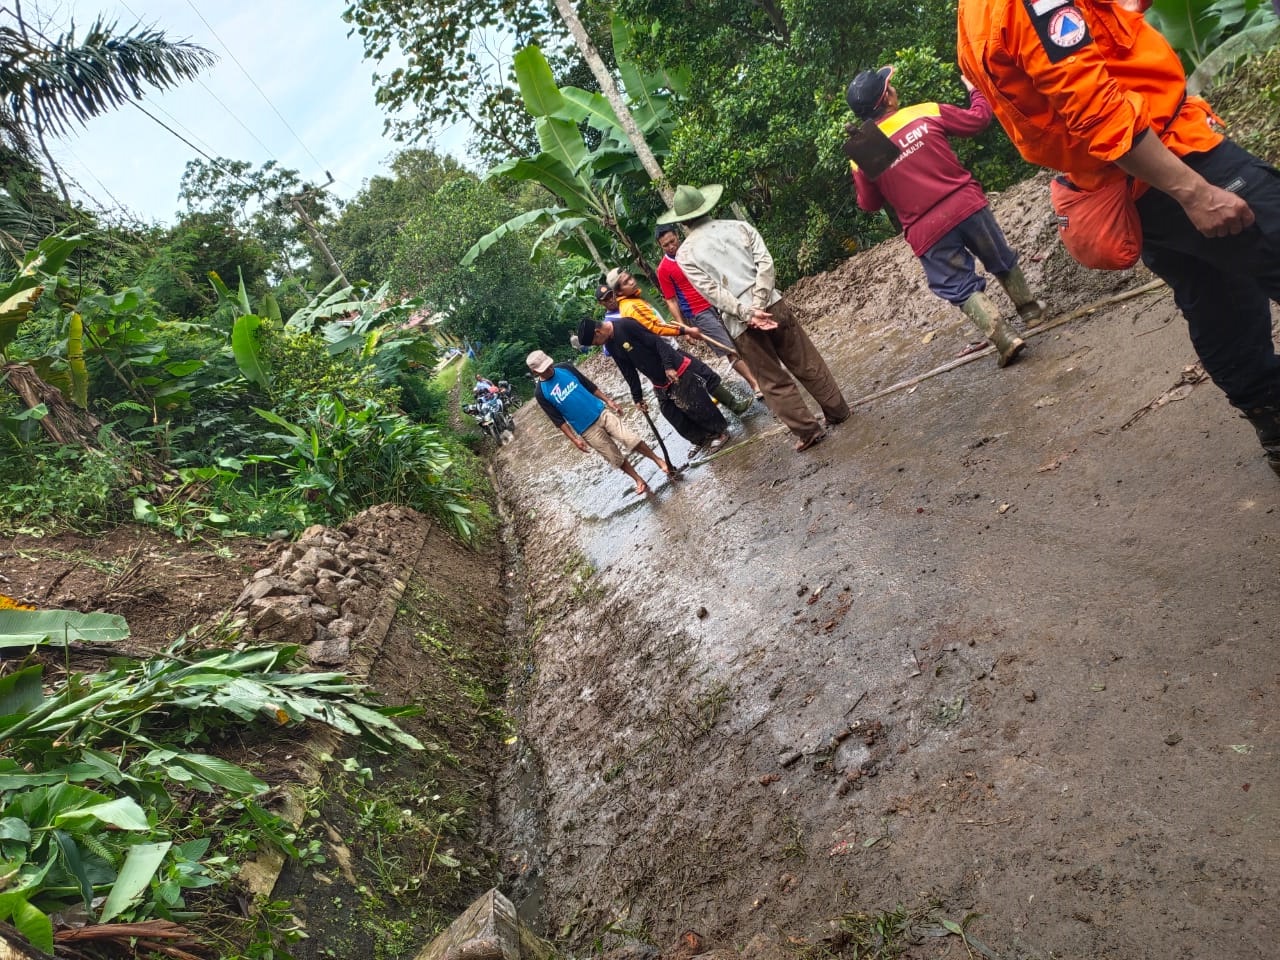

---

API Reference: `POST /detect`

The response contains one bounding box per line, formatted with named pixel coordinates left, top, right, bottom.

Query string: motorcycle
left=464, top=392, right=515, bottom=445
left=473, top=379, right=516, bottom=413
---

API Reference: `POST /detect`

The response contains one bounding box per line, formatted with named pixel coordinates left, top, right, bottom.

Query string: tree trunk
left=3, top=362, right=173, bottom=491
left=5, top=361, right=105, bottom=447
left=754, top=0, right=791, bottom=43
left=551, top=0, right=673, bottom=207
left=575, top=227, right=608, bottom=274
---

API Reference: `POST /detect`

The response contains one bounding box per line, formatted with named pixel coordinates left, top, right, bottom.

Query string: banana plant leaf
left=1188, top=19, right=1280, bottom=91
left=0, top=664, right=42, bottom=716
left=99, top=841, right=170, bottom=923
left=15, top=234, right=89, bottom=282
left=514, top=45, right=566, bottom=117
left=0, top=285, right=43, bottom=354
left=531, top=217, right=589, bottom=258
left=536, top=116, right=589, bottom=173
left=1148, top=0, right=1276, bottom=64
left=0, top=609, right=129, bottom=648
left=487, top=155, right=603, bottom=214
left=559, top=86, right=623, bottom=135
left=231, top=314, right=271, bottom=388
left=207, top=268, right=251, bottom=315
left=461, top=206, right=560, bottom=267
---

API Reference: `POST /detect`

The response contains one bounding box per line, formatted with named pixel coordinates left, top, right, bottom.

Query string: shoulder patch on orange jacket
left=1023, top=0, right=1093, bottom=64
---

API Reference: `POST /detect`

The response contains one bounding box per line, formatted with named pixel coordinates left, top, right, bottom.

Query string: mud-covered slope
left=493, top=178, right=1278, bottom=960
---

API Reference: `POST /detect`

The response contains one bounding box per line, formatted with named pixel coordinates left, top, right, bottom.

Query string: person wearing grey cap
left=846, top=64, right=1042, bottom=367
left=526, top=349, right=676, bottom=496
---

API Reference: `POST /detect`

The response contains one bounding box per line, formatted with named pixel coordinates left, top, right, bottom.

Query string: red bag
left=1050, top=175, right=1144, bottom=271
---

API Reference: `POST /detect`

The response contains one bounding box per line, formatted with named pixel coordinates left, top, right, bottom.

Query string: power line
left=54, top=142, right=133, bottom=216
left=129, top=100, right=260, bottom=195
left=182, top=0, right=328, bottom=175
left=121, top=0, right=281, bottom=162
left=133, top=93, right=226, bottom=166
left=194, top=77, right=280, bottom=159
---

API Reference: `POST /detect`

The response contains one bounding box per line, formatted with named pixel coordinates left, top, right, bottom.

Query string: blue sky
left=46, top=0, right=472, bottom=223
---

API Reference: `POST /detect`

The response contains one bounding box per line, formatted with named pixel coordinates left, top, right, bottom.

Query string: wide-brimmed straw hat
left=656, top=183, right=724, bottom=224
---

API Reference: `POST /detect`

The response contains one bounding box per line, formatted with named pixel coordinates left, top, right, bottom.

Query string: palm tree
left=0, top=10, right=214, bottom=213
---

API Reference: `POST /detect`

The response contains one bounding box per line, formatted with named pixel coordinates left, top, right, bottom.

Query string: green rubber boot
left=961, top=291, right=1026, bottom=368
left=997, top=266, right=1047, bottom=325
left=712, top=382, right=752, bottom=415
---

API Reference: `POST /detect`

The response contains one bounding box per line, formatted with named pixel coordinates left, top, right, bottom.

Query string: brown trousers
left=734, top=297, right=849, bottom=442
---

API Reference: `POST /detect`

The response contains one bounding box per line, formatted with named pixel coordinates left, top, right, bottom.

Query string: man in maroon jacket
left=848, top=66, right=1046, bottom=367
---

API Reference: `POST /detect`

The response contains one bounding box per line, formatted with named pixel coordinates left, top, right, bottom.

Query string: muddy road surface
left=492, top=177, right=1277, bottom=960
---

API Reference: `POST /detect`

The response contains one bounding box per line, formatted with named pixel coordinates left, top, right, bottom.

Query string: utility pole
left=286, top=173, right=350, bottom=287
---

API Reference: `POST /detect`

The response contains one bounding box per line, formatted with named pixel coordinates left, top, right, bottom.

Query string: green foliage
left=0, top=439, right=136, bottom=536
left=0, top=14, right=213, bottom=140
left=391, top=174, right=571, bottom=353
left=258, top=324, right=400, bottom=420
left=138, top=212, right=275, bottom=318
left=1211, top=45, right=1280, bottom=163
left=465, top=41, right=677, bottom=282
left=247, top=397, right=478, bottom=539
left=341, top=0, right=553, bottom=157
left=1148, top=0, right=1279, bottom=67
left=0, top=633, right=423, bottom=951
left=326, top=150, right=470, bottom=285
left=179, top=157, right=334, bottom=282
left=887, top=46, right=1032, bottom=194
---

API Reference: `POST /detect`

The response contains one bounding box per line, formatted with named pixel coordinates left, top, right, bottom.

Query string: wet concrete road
left=494, top=189, right=1278, bottom=960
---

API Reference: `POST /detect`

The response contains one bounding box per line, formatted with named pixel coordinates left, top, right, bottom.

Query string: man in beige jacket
left=660, top=184, right=850, bottom=451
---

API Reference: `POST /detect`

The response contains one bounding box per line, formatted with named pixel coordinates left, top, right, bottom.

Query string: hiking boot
left=711, top=383, right=752, bottom=416
left=1245, top=407, right=1280, bottom=477
left=961, top=291, right=1026, bottom=368
left=997, top=266, right=1047, bottom=326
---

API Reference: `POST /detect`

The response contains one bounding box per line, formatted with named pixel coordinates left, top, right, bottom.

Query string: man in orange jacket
left=958, top=0, right=1280, bottom=477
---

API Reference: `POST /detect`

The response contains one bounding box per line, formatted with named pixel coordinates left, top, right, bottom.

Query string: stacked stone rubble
left=231, top=504, right=428, bottom=666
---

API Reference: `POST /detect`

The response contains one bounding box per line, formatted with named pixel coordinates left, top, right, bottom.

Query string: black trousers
left=1135, top=139, right=1280, bottom=411
left=655, top=356, right=726, bottom=445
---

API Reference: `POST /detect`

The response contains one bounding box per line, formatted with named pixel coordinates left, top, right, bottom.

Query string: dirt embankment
left=0, top=507, right=514, bottom=960
left=492, top=173, right=1278, bottom=960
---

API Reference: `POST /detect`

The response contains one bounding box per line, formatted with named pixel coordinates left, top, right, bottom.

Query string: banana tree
left=552, top=0, right=674, bottom=204
left=1148, top=0, right=1279, bottom=67
left=462, top=43, right=681, bottom=280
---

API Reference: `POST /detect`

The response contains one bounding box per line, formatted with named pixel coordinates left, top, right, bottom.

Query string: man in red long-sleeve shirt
left=848, top=65, right=1046, bottom=367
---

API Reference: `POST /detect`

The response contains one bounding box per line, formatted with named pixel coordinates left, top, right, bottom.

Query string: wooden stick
left=851, top=279, right=1167, bottom=409
left=682, top=279, right=1169, bottom=466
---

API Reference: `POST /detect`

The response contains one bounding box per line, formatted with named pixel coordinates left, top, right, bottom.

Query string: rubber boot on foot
left=1245, top=407, right=1280, bottom=478
left=997, top=266, right=1047, bottom=326
left=711, top=383, right=752, bottom=416
left=961, top=291, right=1026, bottom=368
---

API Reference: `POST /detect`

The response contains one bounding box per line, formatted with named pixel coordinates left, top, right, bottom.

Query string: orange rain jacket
left=617, top=293, right=683, bottom=338
left=957, top=0, right=1222, bottom=191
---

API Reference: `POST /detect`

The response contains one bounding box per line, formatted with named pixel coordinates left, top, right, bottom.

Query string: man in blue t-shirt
left=527, top=350, right=677, bottom=495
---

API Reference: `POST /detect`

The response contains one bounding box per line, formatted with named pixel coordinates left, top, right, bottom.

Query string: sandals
left=708, top=434, right=729, bottom=451
left=794, top=430, right=827, bottom=452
